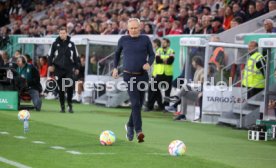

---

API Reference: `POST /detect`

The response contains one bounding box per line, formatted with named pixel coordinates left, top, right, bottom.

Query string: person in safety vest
left=209, top=36, right=226, bottom=71
left=242, top=41, right=265, bottom=99
left=144, top=38, right=174, bottom=111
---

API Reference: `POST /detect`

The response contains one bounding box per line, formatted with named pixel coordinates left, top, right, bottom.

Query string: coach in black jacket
left=48, top=27, right=80, bottom=113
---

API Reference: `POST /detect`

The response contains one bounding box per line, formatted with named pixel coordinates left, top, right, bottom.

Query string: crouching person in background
left=16, top=56, right=42, bottom=111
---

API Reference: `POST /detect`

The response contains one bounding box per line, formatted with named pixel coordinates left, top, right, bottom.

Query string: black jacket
left=183, top=27, right=196, bottom=34
left=48, top=36, right=80, bottom=75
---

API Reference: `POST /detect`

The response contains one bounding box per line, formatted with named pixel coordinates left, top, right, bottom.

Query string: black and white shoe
left=125, top=124, right=134, bottom=141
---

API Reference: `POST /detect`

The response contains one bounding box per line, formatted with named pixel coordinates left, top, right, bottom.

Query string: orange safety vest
left=209, top=47, right=225, bottom=67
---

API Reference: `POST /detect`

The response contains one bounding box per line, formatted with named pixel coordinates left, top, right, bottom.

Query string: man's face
left=231, top=20, right=239, bottom=28
left=269, top=1, right=276, bottom=12
left=187, top=19, right=194, bottom=28
left=128, top=19, right=140, bottom=37
left=264, top=21, right=273, bottom=32
left=256, top=2, right=264, bottom=12
left=59, top=30, right=67, bottom=40
left=202, top=16, right=210, bottom=27
left=16, top=58, right=24, bottom=67
left=81, top=57, right=85, bottom=66
left=15, top=51, right=20, bottom=57
left=249, top=5, right=255, bottom=14
left=248, top=42, right=257, bottom=53
left=162, top=40, right=169, bottom=48
left=192, top=60, right=196, bottom=69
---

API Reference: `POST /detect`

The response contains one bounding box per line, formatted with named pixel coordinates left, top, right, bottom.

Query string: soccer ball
left=18, top=110, right=30, bottom=121
left=99, top=130, right=116, bottom=146
left=168, top=140, right=186, bottom=156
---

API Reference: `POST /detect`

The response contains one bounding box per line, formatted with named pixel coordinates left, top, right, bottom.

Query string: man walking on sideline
left=48, top=27, right=80, bottom=113
left=112, top=18, right=155, bottom=143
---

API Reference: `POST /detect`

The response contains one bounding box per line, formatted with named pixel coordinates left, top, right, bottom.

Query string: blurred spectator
left=223, top=6, right=234, bottom=30
left=209, top=36, right=227, bottom=71
left=231, top=17, right=243, bottom=28
left=118, top=20, right=128, bottom=34
left=202, top=15, right=213, bottom=34
left=156, top=16, right=172, bottom=37
left=248, top=3, right=258, bottom=20
left=195, top=23, right=203, bottom=34
left=0, top=0, right=273, bottom=37
left=142, top=23, right=154, bottom=34
left=73, top=54, right=85, bottom=103
left=203, top=6, right=212, bottom=16
left=38, top=56, right=48, bottom=93
left=88, top=55, right=98, bottom=75
left=233, top=2, right=248, bottom=22
left=176, top=7, right=189, bottom=27
left=84, top=24, right=98, bottom=34
left=211, top=16, right=224, bottom=33
left=255, top=0, right=266, bottom=17
left=24, top=53, right=32, bottom=64
left=169, top=20, right=183, bottom=34
left=39, top=56, right=48, bottom=78
left=9, top=50, right=21, bottom=66
left=184, top=17, right=197, bottom=34
left=263, top=19, right=276, bottom=33
left=0, top=51, right=9, bottom=67
left=268, top=0, right=276, bottom=12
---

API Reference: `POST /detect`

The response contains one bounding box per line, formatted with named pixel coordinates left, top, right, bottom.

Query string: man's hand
left=143, top=63, right=150, bottom=71
left=48, top=66, right=55, bottom=72
left=112, top=68, right=119, bottom=79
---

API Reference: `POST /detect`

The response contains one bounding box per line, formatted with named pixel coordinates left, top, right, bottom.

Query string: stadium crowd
left=0, top=0, right=275, bottom=37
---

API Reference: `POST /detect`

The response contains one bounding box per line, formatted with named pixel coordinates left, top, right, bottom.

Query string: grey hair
left=264, top=19, right=275, bottom=26
left=127, top=18, right=141, bottom=25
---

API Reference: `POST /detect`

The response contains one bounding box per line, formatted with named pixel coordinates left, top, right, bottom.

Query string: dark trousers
left=124, top=73, right=148, bottom=133
left=56, top=73, right=74, bottom=108
left=147, top=74, right=172, bottom=109
left=147, top=78, right=163, bottom=110
left=242, top=86, right=263, bottom=99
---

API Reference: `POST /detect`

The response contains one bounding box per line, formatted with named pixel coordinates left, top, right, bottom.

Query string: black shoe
left=137, top=132, right=145, bottom=143
left=68, top=105, right=73, bottom=113
left=125, top=124, right=134, bottom=141
left=143, top=106, right=153, bottom=112
left=60, top=104, right=65, bottom=113
left=173, top=114, right=186, bottom=121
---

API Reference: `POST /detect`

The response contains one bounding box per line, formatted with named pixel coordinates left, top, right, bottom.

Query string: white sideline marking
left=14, top=136, right=26, bottom=139
left=66, top=151, right=82, bottom=155
left=82, top=153, right=116, bottom=155
left=32, top=141, right=46, bottom=144
left=0, top=156, right=32, bottom=168
left=0, top=131, right=9, bottom=135
left=50, top=146, right=65, bottom=150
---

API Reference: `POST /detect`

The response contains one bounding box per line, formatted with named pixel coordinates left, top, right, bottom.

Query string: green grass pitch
left=0, top=100, right=276, bottom=168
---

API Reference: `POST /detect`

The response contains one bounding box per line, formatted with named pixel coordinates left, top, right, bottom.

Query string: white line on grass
left=0, top=131, right=9, bottom=135
left=32, top=141, right=46, bottom=144
left=82, top=153, right=117, bottom=155
left=50, top=146, right=66, bottom=150
left=0, top=156, right=32, bottom=168
left=14, top=136, right=26, bottom=139
left=66, top=151, right=82, bottom=155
